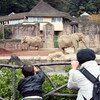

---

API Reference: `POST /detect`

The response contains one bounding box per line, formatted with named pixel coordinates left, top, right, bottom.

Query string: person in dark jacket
left=18, top=64, right=45, bottom=100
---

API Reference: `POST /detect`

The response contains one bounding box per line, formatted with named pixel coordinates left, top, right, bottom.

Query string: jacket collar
left=80, top=60, right=97, bottom=69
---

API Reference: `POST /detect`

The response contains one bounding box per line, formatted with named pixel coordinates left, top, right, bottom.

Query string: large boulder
left=47, top=52, right=65, bottom=62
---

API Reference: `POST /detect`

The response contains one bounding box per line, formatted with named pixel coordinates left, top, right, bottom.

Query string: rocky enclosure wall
left=78, top=21, right=100, bottom=48
left=0, top=39, right=28, bottom=50
left=0, top=35, right=99, bottom=50
left=0, top=20, right=100, bottom=50
left=8, top=23, right=40, bottom=39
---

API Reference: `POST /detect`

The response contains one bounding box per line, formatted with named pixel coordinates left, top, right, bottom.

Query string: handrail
left=1, top=61, right=100, bottom=100
left=0, top=62, right=71, bottom=69
left=1, top=62, right=100, bottom=69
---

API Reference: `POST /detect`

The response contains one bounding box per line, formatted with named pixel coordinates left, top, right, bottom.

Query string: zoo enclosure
left=0, top=22, right=100, bottom=50
left=0, top=38, right=99, bottom=51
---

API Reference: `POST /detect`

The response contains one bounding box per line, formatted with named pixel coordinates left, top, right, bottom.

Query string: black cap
left=77, top=48, right=96, bottom=65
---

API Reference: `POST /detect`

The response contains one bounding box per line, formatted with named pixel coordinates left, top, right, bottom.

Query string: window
left=28, top=17, right=43, bottom=22
left=52, top=18, right=62, bottom=22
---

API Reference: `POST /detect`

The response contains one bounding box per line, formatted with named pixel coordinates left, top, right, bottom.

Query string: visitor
left=18, top=64, right=45, bottom=100
left=67, top=48, right=100, bottom=100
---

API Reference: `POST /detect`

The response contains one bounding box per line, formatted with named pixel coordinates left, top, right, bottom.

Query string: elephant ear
left=72, top=33, right=79, bottom=42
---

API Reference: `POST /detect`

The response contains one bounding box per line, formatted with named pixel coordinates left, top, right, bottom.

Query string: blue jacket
left=18, top=70, right=45, bottom=97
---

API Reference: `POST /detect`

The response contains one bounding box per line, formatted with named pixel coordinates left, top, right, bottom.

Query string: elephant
left=58, top=32, right=87, bottom=53
left=21, top=36, right=42, bottom=50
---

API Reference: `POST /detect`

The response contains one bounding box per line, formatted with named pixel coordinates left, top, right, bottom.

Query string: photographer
left=67, top=48, right=100, bottom=100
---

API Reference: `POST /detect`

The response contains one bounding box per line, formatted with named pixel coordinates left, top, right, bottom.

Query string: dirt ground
left=0, top=48, right=60, bottom=56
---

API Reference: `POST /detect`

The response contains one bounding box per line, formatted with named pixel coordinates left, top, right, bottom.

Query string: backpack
left=80, top=67, right=100, bottom=100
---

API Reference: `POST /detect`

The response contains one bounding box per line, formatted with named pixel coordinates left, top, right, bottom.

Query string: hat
left=77, top=48, right=96, bottom=64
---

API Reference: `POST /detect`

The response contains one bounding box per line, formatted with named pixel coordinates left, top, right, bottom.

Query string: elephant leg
left=62, top=47, right=65, bottom=54
left=21, top=44, right=24, bottom=51
left=27, top=44, right=30, bottom=50
left=73, top=46, right=77, bottom=53
left=73, top=42, right=78, bottom=53
left=21, top=43, right=27, bottom=51
left=35, top=46, right=39, bottom=50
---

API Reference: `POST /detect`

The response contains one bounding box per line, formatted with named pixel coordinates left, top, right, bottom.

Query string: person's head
left=22, top=64, right=34, bottom=78
left=77, top=48, right=96, bottom=65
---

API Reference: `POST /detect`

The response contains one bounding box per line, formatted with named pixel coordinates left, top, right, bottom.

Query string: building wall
left=6, top=17, right=63, bottom=31
left=9, top=19, right=25, bottom=25
left=43, top=18, right=63, bottom=31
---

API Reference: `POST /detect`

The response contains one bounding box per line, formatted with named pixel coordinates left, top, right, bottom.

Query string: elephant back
left=58, top=35, right=72, bottom=48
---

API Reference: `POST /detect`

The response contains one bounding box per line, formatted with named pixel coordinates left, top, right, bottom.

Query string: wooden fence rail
left=1, top=62, right=100, bottom=100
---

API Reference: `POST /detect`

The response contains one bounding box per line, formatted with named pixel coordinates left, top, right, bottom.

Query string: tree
left=93, top=0, right=100, bottom=13
left=0, top=0, right=100, bottom=17
left=0, top=0, right=40, bottom=15
left=67, top=0, right=100, bottom=16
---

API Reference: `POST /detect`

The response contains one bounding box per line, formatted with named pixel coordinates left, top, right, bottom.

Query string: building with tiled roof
left=0, top=1, right=74, bottom=31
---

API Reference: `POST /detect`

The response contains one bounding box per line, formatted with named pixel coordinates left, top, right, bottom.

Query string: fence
left=0, top=62, right=78, bottom=100
left=1, top=61, right=100, bottom=100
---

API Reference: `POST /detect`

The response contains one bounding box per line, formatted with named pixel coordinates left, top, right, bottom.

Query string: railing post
left=12, top=68, right=16, bottom=100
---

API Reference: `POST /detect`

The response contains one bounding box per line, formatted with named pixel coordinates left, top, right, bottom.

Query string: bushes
left=4, top=26, right=12, bottom=39
left=0, top=67, right=22, bottom=100
left=0, top=67, right=12, bottom=100
left=0, top=26, right=12, bottom=39
left=0, top=67, right=77, bottom=100
left=43, top=74, right=77, bottom=100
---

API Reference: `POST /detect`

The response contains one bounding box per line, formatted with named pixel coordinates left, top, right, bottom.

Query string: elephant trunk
left=81, top=38, right=88, bottom=48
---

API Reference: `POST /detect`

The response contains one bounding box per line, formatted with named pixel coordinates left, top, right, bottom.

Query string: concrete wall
left=8, top=23, right=40, bottom=39
left=1, top=18, right=100, bottom=50
left=78, top=20, right=100, bottom=48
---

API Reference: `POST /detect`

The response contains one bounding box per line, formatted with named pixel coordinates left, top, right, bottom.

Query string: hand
left=71, top=61, right=80, bottom=69
left=34, top=66, right=39, bottom=72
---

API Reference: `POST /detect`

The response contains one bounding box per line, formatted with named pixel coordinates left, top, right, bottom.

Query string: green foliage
left=0, top=67, right=22, bottom=100
left=0, top=26, right=12, bottom=39
left=4, top=26, right=12, bottom=39
left=0, top=0, right=40, bottom=15
left=0, top=0, right=100, bottom=17
left=0, top=67, right=12, bottom=100
left=67, top=0, right=100, bottom=16
left=43, top=74, right=77, bottom=100
left=0, top=66, right=77, bottom=100
left=0, top=32, right=3, bottom=39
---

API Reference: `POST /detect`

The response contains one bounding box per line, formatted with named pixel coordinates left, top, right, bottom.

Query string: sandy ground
left=0, top=48, right=60, bottom=56
left=0, top=48, right=100, bottom=61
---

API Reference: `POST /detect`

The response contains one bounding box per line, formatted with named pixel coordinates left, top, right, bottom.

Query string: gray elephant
left=58, top=32, right=87, bottom=53
left=21, top=36, right=42, bottom=50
